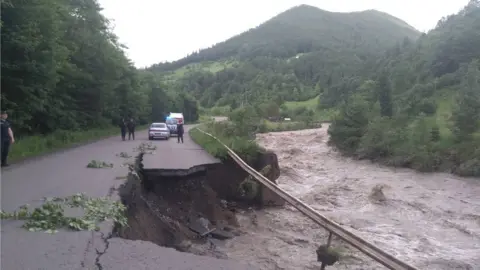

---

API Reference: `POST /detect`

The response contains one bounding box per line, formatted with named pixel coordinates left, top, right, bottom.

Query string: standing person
left=177, top=122, right=184, bottom=144
left=120, top=118, right=127, bottom=141
left=1, top=110, right=15, bottom=167
left=127, top=118, right=136, bottom=140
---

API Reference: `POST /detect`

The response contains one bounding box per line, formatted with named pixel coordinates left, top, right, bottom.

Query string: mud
left=116, top=151, right=284, bottom=261
left=116, top=169, right=241, bottom=259
left=216, top=125, right=480, bottom=270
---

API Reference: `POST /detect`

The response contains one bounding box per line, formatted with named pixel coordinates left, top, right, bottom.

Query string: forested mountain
left=328, top=0, right=480, bottom=177
left=148, top=5, right=421, bottom=108
left=151, top=5, right=419, bottom=70
left=1, top=0, right=198, bottom=136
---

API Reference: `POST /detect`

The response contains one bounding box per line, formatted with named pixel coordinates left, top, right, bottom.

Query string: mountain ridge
left=149, top=5, right=420, bottom=71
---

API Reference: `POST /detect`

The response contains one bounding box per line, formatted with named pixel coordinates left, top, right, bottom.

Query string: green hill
left=149, top=5, right=420, bottom=108
left=152, top=5, right=419, bottom=69
left=328, top=0, right=480, bottom=177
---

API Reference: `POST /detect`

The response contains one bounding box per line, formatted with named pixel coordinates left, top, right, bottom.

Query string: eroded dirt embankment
left=115, top=151, right=284, bottom=260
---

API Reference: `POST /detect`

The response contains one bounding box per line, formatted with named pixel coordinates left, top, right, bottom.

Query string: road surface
left=142, top=125, right=220, bottom=170
left=0, top=125, right=256, bottom=270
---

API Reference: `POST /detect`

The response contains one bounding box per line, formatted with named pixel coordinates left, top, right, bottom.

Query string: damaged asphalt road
left=1, top=128, right=257, bottom=270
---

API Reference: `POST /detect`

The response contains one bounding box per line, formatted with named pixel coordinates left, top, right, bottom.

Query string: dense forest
left=328, top=0, right=480, bottom=177
left=149, top=5, right=421, bottom=108
left=0, top=0, right=199, bottom=137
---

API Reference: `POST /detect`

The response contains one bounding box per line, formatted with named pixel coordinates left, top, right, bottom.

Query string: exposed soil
left=116, top=169, right=243, bottom=259
left=116, top=151, right=283, bottom=263
left=215, top=125, right=480, bottom=270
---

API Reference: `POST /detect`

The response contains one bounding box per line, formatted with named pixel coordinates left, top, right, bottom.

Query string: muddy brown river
left=216, top=125, right=480, bottom=270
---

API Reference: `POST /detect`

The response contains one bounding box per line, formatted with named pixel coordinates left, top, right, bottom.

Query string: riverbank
left=218, top=126, right=480, bottom=270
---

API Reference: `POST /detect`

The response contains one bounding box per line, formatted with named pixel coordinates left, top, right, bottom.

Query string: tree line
left=1, top=0, right=198, bottom=137
left=149, top=5, right=420, bottom=108
left=328, top=0, right=480, bottom=177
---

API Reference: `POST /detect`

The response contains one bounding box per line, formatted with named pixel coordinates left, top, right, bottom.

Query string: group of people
left=119, top=118, right=136, bottom=141
left=118, top=117, right=185, bottom=143
left=1, top=110, right=15, bottom=167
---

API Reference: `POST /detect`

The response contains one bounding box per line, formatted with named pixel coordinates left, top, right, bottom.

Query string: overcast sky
left=98, top=0, right=469, bottom=68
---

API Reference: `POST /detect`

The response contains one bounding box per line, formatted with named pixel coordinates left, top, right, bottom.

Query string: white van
left=166, top=113, right=184, bottom=136
left=169, top=112, right=184, bottom=124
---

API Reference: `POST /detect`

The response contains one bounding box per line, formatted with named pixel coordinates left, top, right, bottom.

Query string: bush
left=261, top=120, right=319, bottom=133
left=328, top=107, right=480, bottom=177
left=327, top=97, right=370, bottom=154
left=189, top=121, right=262, bottom=162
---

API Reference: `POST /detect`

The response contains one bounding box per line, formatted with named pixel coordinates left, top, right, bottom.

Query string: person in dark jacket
left=120, top=118, right=127, bottom=141
left=1, top=110, right=15, bottom=167
left=177, top=122, right=184, bottom=143
left=127, top=118, right=136, bottom=140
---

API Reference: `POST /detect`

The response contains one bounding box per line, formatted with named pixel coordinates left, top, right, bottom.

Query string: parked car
left=166, top=117, right=178, bottom=136
left=148, top=122, right=170, bottom=140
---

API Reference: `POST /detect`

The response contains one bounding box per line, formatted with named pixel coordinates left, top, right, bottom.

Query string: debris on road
left=87, top=160, right=114, bottom=168
left=117, top=152, right=132, bottom=158
left=0, top=193, right=127, bottom=233
left=134, top=142, right=157, bottom=154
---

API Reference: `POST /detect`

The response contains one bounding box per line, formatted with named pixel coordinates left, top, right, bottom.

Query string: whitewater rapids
left=216, top=125, right=480, bottom=270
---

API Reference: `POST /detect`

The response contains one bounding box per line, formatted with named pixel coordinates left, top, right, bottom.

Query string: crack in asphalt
left=94, top=181, right=124, bottom=270
left=81, top=231, right=95, bottom=268
left=95, top=231, right=113, bottom=270
left=94, top=152, right=133, bottom=269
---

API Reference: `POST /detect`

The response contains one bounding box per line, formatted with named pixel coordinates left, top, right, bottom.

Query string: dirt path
left=216, top=125, right=480, bottom=270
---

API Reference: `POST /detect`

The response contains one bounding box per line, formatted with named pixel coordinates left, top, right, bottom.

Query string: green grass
left=284, top=96, right=319, bottom=110
left=198, top=115, right=216, bottom=123
left=201, top=105, right=231, bottom=116
left=9, top=125, right=147, bottom=162
left=262, top=120, right=317, bottom=132
left=165, top=59, right=237, bottom=80
left=433, top=89, right=456, bottom=137
left=189, top=123, right=261, bottom=162
left=283, top=96, right=337, bottom=121
left=189, top=127, right=230, bottom=160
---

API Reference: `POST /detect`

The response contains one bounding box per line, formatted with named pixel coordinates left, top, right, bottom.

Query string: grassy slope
left=284, top=96, right=319, bottom=109
left=163, top=59, right=237, bottom=81
left=284, top=96, right=338, bottom=121
left=189, top=124, right=261, bottom=162
left=283, top=88, right=459, bottom=132
left=9, top=125, right=147, bottom=163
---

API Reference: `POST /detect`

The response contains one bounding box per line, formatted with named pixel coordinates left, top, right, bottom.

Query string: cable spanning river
left=216, top=125, right=480, bottom=270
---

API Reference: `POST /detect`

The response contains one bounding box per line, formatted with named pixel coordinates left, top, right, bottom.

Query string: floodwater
left=217, top=125, right=480, bottom=270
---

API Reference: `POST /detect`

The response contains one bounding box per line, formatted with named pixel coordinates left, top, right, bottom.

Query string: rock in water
left=189, top=217, right=216, bottom=236
left=369, top=184, right=387, bottom=203
left=210, top=229, right=235, bottom=240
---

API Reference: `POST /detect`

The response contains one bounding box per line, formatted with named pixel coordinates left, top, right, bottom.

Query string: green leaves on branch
left=134, top=142, right=157, bottom=154
left=87, top=160, right=114, bottom=168
left=117, top=152, right=132, bottom=158
left=0, top=193, right=127, bottom=233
